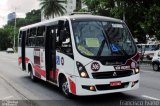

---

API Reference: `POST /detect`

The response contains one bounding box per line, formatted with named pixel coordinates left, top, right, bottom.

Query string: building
left=7, top=12, right=16, bottom=23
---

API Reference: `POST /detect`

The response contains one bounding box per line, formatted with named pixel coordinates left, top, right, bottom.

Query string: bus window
left=37, top=26, right=45, bottom=36
left=26, top=30, right=30, bottom=46
left=35, top=26, right=45, bottom=47
left=28, top=28, right=36, bottom=47
left=18, top=31, right=22, bottom=47
left=58, top=21, right=73, bottom=57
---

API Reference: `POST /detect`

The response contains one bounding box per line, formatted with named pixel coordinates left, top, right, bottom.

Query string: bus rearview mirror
left=60, top=30, right=67, bottom=42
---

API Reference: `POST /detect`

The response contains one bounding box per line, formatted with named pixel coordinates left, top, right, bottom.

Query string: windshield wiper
left=97, top=39, right=105, bottom=56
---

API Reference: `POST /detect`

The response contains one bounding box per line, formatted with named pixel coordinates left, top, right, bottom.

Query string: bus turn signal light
left=82, top=85, right=96, bottom=91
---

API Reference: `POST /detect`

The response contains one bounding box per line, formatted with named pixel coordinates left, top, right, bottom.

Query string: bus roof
left=20, top=15, right=123, bottom=31
left=69, top=14, right=122, bottom=22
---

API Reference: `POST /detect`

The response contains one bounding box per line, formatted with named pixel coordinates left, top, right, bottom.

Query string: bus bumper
left=69, top=73, right=140, bottom=96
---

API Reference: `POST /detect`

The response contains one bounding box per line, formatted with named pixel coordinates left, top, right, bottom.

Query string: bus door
left=45, top=26, right=57, bottom=82
left=21, top=31, right=26, bottom=70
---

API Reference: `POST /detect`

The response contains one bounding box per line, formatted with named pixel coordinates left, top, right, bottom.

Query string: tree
left=8, top=9, right=41, bottom=27
left=0, top=9, right=41, bottom=50
left=82, top=0, right=114, bottom=16
left=75, top=0, right=82, bottom=11
left=143, top=3, right=160, bottom=40
left=82, top=0, right=160, bottom=42
left=40, top=0, right=66, bottom=19
left=0, top=28, right=13, bottom=50
left=25, top=9, right=41, bottom=25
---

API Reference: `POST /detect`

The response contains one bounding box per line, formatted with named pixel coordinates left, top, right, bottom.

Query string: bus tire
left=153, top=63, right=159, bottom=71
left=28, top=65, right=37, bottom=81
left=59, top=75, right=72, bottom=98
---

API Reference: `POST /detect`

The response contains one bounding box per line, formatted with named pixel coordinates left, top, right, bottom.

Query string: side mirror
left=60, top=30, right=67, bottom=42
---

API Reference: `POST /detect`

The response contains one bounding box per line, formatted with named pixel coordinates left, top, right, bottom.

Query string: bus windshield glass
left=72, top=20, right=136, bottom=57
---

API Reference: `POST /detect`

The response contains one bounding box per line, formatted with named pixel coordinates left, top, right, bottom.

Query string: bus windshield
left=72, top=21, right=136, bottom=57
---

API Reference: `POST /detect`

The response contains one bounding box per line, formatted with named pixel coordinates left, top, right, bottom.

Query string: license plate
left=110, top=81, right=121, bottom=86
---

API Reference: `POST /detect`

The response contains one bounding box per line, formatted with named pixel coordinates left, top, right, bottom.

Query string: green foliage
left=0, top=28, right=12, bottom=50
left=144, top=4, right=160, bottom=40
left=82, top=0, right=160, bottom=43
left=25, top=9, right=41, bottom=25
left=7, top=9, right=41, bottom=27
left=0, top=9, right=41, bottom=50
left=82, top=0, right=114, bottom=16
left=40, top=0, right=66, bottom=19
left=75, top=0, right=82, bottom=11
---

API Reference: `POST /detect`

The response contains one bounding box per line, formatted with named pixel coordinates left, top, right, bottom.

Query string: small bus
left=18, top=14, right=140, bottom=97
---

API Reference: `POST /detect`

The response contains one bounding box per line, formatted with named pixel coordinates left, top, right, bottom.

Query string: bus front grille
left=92, top=70, right=133, bottom=79
left=96, top=82, right=129, bottom=91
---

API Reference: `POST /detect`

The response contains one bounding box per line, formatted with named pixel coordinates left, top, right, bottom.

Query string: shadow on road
left=70, top=93, right=141, bottom=106
left=22, top=76, right=142, bottom=106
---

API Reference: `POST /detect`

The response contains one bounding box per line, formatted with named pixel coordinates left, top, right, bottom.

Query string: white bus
left=18, top=14, right=140, bottom=97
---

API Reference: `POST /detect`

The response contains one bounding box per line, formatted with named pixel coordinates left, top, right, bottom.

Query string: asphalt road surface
left=0, top=52, right=160, bottom=106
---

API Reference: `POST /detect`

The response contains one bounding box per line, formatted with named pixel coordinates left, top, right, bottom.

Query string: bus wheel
left=153, top=63, right=159, bottom=71
left=29, top=65, right=37, bottom=81
left=60, top=77, right=72, bottom=97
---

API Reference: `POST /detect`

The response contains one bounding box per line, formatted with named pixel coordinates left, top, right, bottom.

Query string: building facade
left=7, top=12, right=16, bottom=23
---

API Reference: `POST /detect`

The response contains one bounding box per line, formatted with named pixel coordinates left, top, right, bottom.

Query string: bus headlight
left=80, top=71, right=88, bottom=78
left=134, top=68, right=139, bottom=74
left=76, top=61, right=89, bottom=78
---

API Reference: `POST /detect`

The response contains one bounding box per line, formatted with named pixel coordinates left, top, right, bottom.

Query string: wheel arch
left=28, top=63, right=33, bottom=73
left=58, top=73, right=67, bottom=87
left=152, top=60, right=160, bottom=65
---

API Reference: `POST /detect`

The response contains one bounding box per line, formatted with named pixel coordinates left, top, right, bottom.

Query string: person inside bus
left=58, top=22, right=73, bottom=56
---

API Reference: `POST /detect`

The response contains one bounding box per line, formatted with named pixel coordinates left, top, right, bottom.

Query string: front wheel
left=60, top=77, right=72, bottom=98
left=153, top=63, right=159, bottom=71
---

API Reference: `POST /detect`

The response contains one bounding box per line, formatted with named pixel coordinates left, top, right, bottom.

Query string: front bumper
left=68, top=73, right=140, bottom=96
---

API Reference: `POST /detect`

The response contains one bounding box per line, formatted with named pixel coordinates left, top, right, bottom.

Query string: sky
left=0, top=0, right=40, bottom=27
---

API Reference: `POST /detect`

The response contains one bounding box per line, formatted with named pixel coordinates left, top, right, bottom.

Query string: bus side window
left=18, top=31, right=22, bottom=47
left=36, top=26, right=45, bottom=47
left=28, top=28, right=36, bottom=47
left=26, top=29, right=30, bottom=46
left=57, top=21, right=73, bottom=57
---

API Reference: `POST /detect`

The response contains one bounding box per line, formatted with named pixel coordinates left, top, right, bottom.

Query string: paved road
left=0, top=52, right=160, bottom=106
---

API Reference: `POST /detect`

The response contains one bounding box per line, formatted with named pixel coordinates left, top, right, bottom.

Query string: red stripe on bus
left=49, top=71, right=54, bottom=79
left=69, top=78, right=76, bottom=95
left=49, top=69, right=59, bottom=80
left=55, top=69, right=59, bottom=80
left=33, top=65, right=46, bottom=78
left=18, top=57, right=22, bottom=65
left=25, top=57, right=29, bottom=63
left=35, top=71, right=41, bottom=78
left=18, top=57, right=30, bottom=65
left=132, top=53, right=140, bottom=61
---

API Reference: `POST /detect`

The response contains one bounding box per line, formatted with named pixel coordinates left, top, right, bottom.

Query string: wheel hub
left=62, top=82, right=69, bottom=95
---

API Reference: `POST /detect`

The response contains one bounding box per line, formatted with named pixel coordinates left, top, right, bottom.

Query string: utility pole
left=13, top=9, right=16, bottom=52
